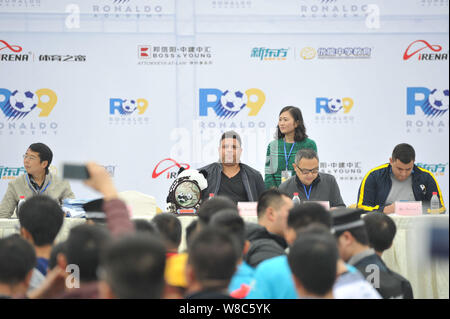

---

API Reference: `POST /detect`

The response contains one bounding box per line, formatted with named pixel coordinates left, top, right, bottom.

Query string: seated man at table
left=357, top=143, right=445, bottom=214
left=199, top=131, right=265, bottom=203
left=332, top=208, right=413, bottom=299
left=279, top=149, right=345, bottom=208
left=0, top=142, right=75, bottom=218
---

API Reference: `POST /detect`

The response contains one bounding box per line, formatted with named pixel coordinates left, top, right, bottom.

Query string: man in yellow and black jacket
left=357, top=143, right=445, bottom=214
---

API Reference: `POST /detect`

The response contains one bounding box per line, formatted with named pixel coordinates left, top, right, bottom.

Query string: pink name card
left=395, top=201, right=422, bottom=216
left=238, top=202, right=258, bottom=217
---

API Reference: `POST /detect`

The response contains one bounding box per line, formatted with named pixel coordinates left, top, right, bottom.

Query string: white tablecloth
left=381, top=214, right=449, bottom=299
left=1, top=214, right=447, bottom=299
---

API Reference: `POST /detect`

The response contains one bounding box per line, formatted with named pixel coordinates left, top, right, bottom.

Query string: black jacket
left=244, top=222, right=288, bottom=268
left=353, top=253, right=414, bottom=299
left=199, top=162, right=266, bottom=202
left=357, top=163, right=445, bottom=212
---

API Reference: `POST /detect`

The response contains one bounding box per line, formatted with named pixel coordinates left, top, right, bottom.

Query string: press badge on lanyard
left=281, top=170, right=292, bottom=183
left=26, top=174, right=51, bottom=195
left=282, top=141, right=296, bottom=183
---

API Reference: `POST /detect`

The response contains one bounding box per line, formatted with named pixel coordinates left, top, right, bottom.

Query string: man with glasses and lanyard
left=279, top=149, right=345, bottom=209
left=0, top=143, right=75, bottom=218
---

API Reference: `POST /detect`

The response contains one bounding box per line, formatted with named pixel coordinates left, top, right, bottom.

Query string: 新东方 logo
left=199, top=88, right=266, bottom=119
left=152, top=158, right=190, bottom=179
left=407, top=87, right=449, bottom=117
left=316, top=97, right=354, bottom=114
left=416, top=163, right=448, bottom=177
left=109, top=98, right=149, bottom=115
left=0, top=166, right=26, bottom=180
left=403, top=40, right=448, bottom=61
left=0, top=88, right=57, bottom=120
left=250, top=48, right=289, bottom=61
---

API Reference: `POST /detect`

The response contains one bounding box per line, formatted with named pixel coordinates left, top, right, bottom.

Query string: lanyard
left=283, top=141, right=296, bottom=170
left=26, top=174, right=51, bottom=194
left=303, top=184, right=312, bottom=200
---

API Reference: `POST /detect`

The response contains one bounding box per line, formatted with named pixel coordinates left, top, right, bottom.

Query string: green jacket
left=0, top=173, right=75, bottom=218
left=264, top=138, right=318, bottom=188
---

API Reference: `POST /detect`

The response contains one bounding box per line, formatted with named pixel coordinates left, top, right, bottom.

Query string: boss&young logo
left=406, top=87, right=448, bottom=134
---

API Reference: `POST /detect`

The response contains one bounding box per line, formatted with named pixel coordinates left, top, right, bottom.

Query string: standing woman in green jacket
left=265, top=106, right=317, bottom=189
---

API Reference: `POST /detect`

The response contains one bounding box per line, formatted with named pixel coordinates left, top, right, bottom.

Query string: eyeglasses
left=23, top=154, right=38, bottom=161
left=298, top=167, right=319, bottom=175
left=221, top=145, right=241, bottom=150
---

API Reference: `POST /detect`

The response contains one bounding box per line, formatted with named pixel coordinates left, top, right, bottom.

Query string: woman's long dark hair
left=275, top=106, right=308, bottom=142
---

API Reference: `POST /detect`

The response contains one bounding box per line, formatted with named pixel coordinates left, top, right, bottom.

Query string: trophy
left=166, top=168, right=208, bottom=215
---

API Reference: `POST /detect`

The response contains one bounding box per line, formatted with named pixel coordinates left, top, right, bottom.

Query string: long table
left=0, top=214, right=448, bottom=299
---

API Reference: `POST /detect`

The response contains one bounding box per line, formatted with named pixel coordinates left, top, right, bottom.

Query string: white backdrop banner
left=0, top=0, right=448, bottom=210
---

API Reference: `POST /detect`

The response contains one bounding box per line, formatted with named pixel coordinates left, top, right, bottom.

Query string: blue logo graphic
left=109, top=98, right=149, bottom=115
left=407, top=87, right=449, bottom=117
left=199, top=88, right=265, bottom=119
left=316, top=97, right=354, bottom=114
left=0, top=88, right=57, bottom=120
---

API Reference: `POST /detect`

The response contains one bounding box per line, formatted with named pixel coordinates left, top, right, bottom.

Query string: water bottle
left=430, top=192, right=440, bottom=214
left=292, top=192, right=301, bottom=206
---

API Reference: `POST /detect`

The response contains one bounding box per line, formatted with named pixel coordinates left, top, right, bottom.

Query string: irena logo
left=0, top=40, right=22, bottom=53
left=403, top=40, right=448, bottom=61
left=152, top=159, right=190, bottom=179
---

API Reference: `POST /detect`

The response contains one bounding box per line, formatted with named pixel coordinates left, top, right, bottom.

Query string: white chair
left=118, top=190, right=157, bottom=218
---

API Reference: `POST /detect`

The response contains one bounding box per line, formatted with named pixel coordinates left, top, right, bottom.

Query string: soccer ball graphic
left=328, top=98, right=343, bottom=113
left=429, top=89, right=449, bottom=111
left=9, top=90, right=38, bottom=113
left=121, top=99, right=137, bottom=114
left=220, top=90, right=248, bottom=113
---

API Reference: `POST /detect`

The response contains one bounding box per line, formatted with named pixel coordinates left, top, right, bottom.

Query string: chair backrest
left=118, top=191, right=157, bottom=217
